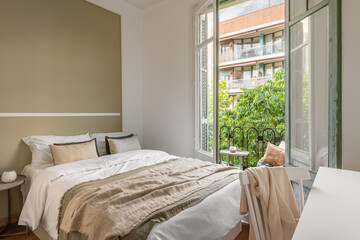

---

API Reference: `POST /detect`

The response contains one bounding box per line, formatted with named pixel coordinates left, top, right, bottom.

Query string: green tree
left=211, top=68, right=285, bottom=166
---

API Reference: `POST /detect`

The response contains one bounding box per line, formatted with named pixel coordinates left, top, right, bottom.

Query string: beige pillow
left=50, top=139, right=99, bottom=165
left=262, top=142, right=285, bottom=166
left=107, top=135, right=141, bottom=154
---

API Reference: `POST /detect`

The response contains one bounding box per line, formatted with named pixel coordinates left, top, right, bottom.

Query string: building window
left=221, top=43, right=231, bottom=54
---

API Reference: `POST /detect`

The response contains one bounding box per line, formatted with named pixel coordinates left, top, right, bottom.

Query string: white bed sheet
left=19, top=150, right=244, bottom=240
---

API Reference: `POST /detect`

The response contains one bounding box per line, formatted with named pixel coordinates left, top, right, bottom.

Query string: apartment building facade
left=219, top=3, right=285, bottom=108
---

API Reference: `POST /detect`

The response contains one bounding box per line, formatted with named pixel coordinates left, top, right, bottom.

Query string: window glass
left=220, top=70, right=231, bottom=81
left=274, top=61, right=283, bottom=73
left=291, top=18, right=309, bottom=49
left=252, top=65, right=259, bottom=78
left=309, top=0, right=323, bottom=8
left=234, top=67, right=242, bottom=80
left=290, top=6, right=329, bottom=172
left=265, top=64, right=273, bottom=77
left=274, top=30, right=283, bottom=39
left=198, top=4, right=213, bottom=45
left=290, top=0, right=306, bottom=20
left=252, top=37, right=260, bottom=49
left=198, top=9, right=206, bottom=44
left=198, top=42, right=214, bottom=153
left=243, top=38, right=252, bottom=49
left=243, top=66, right=252, bottom=79
left=265, top=34, right=273, bottom=54
left=265, top=34, right=273, bottom=44
left=275, top=31, right=284, bottom=50
left=221, top=43, right=230, bottom=54
left=234, top=39, right=242, bottom=60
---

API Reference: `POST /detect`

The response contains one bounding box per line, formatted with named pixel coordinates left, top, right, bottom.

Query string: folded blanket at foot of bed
left=57, top=158, right=239, bottom=240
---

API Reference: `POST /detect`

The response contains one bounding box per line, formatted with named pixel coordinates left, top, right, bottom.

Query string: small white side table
left=220, top=150, right=250, bottom=169
left=0, top=175, right=27, bottom=238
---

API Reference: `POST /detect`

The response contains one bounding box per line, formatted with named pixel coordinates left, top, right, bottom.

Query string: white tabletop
left=220, top=149, right=250, bottom=157
left=292, top=167, right=360, bottom=240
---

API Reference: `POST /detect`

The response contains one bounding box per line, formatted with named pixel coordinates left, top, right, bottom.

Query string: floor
left=0, top=222, right=249, bottom=240
left=0, top=224, right=38, bottom=240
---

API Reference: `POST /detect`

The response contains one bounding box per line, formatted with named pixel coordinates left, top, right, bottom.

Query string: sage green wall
left=0, top=0, right=122, bottom=220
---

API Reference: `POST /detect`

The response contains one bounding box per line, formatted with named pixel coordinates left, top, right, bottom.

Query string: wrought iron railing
left=220, top=41, right=285, bottom=63
left=226, top=76, right=272, bottom=90
left=219, top=126, right=285, bottom=166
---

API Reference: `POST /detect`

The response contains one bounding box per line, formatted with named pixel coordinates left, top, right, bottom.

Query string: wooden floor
left=0, top=224, right=38, bottom=240
left=235, top=221, right=249, bottom=240
left=0, top=222, right=249, bottom=240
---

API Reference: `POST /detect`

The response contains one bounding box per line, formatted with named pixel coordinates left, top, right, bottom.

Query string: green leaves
left=216, top=68, right=285, bottom=166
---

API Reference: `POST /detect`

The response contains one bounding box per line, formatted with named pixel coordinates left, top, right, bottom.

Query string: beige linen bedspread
left=57, top=158, right=239, bottom=240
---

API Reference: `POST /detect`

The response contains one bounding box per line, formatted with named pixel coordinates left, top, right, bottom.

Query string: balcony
left=226, top=76, right=273, bottom=90
left=220, top=41, right=285, bottom=63
left=219, top=126, right=284, bottom=167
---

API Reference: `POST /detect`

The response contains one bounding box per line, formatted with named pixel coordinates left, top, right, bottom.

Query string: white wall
left=142, top=0, right=203, bottom=158
left=342, top=0, right=360, bottom=171
left=88, top=0, right=360, bottom=171
left=87, top=0, right=144, bottom=143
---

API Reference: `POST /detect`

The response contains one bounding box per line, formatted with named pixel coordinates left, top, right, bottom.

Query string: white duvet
left=19, top=150, right=244, bottom=240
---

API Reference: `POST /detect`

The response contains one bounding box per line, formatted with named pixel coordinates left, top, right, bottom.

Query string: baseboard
left=0, top=214, right=20, bottom=228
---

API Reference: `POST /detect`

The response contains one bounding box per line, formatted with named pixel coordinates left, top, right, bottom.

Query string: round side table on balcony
left=220, top=150, right=250, bottom=169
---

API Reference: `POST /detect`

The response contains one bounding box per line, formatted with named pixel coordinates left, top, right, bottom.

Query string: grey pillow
left=106, top=135, right=141, bottom=154
left=90, top=132, right=130, bottom=156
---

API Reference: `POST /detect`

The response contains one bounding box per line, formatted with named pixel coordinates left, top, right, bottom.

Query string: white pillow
left=107, top=135, right=141, bottom=154
left=90, top=132, right=130, bottom=156
left=22, top=133, right=91, bottom=166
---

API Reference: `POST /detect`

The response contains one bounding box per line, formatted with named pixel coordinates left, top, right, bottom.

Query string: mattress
left=19, top=150, right=245, bottom=240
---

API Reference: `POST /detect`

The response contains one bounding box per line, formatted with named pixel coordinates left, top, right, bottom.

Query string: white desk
left=292, top=167, right=360, bottom=240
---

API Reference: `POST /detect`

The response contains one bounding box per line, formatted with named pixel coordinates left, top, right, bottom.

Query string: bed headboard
left=0, top=0, right=122, bottom=220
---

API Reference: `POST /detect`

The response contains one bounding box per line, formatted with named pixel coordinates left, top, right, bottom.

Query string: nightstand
left=0, top=175, right=27, bottom=237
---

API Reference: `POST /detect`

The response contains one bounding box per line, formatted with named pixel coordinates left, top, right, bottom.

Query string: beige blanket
left=58, top=158, right=239, bottom=240
left=240, top=167, right=299, bottom=240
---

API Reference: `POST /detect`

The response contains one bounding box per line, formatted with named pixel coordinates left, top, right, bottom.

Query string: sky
left=219, top=0, right=285, bottom=22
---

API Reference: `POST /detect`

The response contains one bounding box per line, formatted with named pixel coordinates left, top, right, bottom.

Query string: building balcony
left=220, top=41, right=285, bottom=64
left=226, top=76, right=273, bottom=92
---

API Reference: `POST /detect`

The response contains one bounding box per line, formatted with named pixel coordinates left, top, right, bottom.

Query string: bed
left=19, top=149, right=245, bottom=240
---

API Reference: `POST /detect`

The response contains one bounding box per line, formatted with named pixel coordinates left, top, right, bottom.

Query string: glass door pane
left=289, top=6, right=329, bottom=172
left=198, top=42, right=214, bottom=153
left=290, top=0, right=306, bottom=20
left=198, top=4, right=214, bottom=45
left=309, top=0, right=323, bottom=8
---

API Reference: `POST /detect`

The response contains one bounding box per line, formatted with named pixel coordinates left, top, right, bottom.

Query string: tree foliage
left=220, top=68, right=285, bottom=129
left=209, top=68, right=285, bottom=166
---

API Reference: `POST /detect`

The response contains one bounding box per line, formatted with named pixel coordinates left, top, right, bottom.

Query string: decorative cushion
left=262, top=142, right=285, bottom=166
left=106, top=134, right=141, bottom=154
left=90, top=132, right=131, bottom=156
left=50, top=139, right=99, bottom=165
left=22, top=133, right=91, bottom=166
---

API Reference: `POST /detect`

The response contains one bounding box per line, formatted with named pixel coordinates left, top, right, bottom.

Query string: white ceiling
left=123, top=0, right=163, bottom=10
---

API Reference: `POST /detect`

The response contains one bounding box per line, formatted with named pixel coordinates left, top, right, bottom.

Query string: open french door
left=195, top=0, right=219, bottom=163
left=285, top=0, right=341, bottom=176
